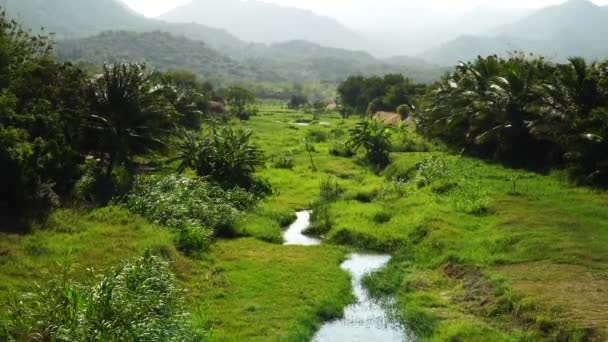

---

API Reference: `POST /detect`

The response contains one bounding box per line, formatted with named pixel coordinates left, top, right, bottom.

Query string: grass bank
left=0, top=206, right=352, bottom=340
left=236, top=107, right=608, bottom=340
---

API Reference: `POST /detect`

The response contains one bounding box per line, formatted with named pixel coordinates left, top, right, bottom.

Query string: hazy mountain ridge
left=56, top=31, right=277, bottom=84
left=423, top=0, right=608, bottom=65
left=56, top=31, right=443, bottom=84
left=158, top=0, right=368, bottom=51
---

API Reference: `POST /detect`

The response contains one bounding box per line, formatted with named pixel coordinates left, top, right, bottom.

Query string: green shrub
left=396, top=104, right=411, bottom=119
left=373, top=211, right=392, bottom=224
left=0, top=253, right=204, bottom=341
left=451, top=178, right=490, bottom=215
left=273, top=151, right=295, bottom=169
left=379, top=179, right=410, bottom=200
left=348, top=120, right=393, bottom=169
left=319, top=178, right=344, bottom=202
left=329, top=141, right=355, bottom=158
left=353, top=191, right=376, bottom=203
left=124, top=175, right=257, bottom=250
left=176, top=224, right=212, bottom=256
left=195, top=126, right=265, bottom=189
left=72, top=160, right=134, bottom=205
left=415, top=155, right=450, bottom=187
left=307, top=130, right=328, bottom=143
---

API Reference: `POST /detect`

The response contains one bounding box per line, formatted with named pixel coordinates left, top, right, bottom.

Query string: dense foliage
left=0, top=11, right=88, bottom=220
left=124, top=175, right=258, bottom=253
left=0, top=253, right=204, bottom=341
left=190, top=126, right=266, bottom=189
left=0, top=12, right=222, bottom=225
left=337, top=74, right=426, bottom=114
left=348, top=120, right=393, bottom=169
left=418, top=55, right=608, bottom=186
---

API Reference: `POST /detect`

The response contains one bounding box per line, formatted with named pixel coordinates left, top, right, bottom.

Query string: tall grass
left=0, top=253, right=204, bottom=341
left=124, top=175, right=258, bottom=255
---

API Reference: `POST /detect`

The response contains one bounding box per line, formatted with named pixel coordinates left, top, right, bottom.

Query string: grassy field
left=234, top=106, right=608, bottom=341
left=2, top=105, right=608, bottom=341
left=0, top=206, right=352, bottom=341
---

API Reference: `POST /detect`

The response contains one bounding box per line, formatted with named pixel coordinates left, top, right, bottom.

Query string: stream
left=284, top=211, right=412, bottom=342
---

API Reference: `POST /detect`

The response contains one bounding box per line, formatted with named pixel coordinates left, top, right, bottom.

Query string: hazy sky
left=123, top=0, right=608, bottom=17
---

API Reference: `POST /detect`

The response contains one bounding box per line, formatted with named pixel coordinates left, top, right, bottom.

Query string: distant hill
left=158, top=0, right=367, bottom=51
left=56, top=31, right=276, bottom=84
left=422, top=0, right=608, bottom=65
left=1, top=0, right=247, bottom=54
left=56, top=32, right=443, bottom=84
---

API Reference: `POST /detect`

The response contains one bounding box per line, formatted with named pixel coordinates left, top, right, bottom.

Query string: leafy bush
left=273, top=151, right=295, bottom=169
left=0, top=253, right=204, bottom=341
left=379, top=178, right=410, bottom=200
left=307, top=130, right=328, bottom=143
left=373, top=211, right=392, bottom=224
left=451, top=178, right=490, bottom=215
left=176, top=224, right=212, bottom=256
left=124, top=175, right=257, bottom=252
left=348, top=120, right=393, bottom=169
left=329, top=141, right=355, bottom=158
left=195, top=126, right=265, bottom=189
left=414, top=156, right=450, bottom=188
left=319, top=178, right=345, bottom=202
left=396, top=104, right=411, bottom=119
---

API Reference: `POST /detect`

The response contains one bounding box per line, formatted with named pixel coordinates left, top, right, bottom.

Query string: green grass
left=3, top=107, right=608, bottom=341
left=190, top=239, right=352, bottom=341
left=235, top=108, right=608, bottom=340
left=0, top=206, right=352, bottom=341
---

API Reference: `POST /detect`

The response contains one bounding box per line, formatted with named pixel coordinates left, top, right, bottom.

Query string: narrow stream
left=284, top=211, right=411, bottom=342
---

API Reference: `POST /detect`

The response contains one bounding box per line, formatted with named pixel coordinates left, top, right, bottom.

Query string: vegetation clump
left=0, top=253, right=204, bottom=341
left=348, top=120, right=393, bottom=169
left=124, top=175, right=258, bottom=253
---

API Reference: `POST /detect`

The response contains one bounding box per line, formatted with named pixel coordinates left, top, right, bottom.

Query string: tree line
left=336, top=54, right=608, bottom=187
left=0, top=11, right=258, bottom=226
left=418, top=54, right=608, bottom=186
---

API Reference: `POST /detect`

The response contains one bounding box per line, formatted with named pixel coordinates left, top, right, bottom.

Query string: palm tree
left=87, top=63, right=176, bottom=178
left=348, top=120, right=392, bottom=169
left=195, top=126, right=264, bottom=188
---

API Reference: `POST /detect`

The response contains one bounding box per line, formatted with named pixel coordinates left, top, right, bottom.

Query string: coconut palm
left=195, top=126, right=264, bottom=188
left=87, top=63, right=176, bottom=178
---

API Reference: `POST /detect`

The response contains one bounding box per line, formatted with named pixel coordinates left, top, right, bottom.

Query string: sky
left=122, top=0, right=608, bottom=18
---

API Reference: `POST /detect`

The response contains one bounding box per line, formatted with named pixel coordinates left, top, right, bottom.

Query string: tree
left=225, top=86, right=255, bottom=120
left=288, top=94, right=308, bottom=109
left=0, top=11, right=89, bottom=221
left=194, top=126, right=265, bottom=189
left=88, top=63, right=176, bottom=179
left=155, top=70, right=212, bottom=130
left=348, top=120, right=393, bottom=169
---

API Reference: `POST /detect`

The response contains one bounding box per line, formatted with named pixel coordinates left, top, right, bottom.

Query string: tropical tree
left=194, top=126, right=265, bottom=188
left=348, top=120, right=393, bottom=169
left=87, top=63, right=176, bottom=179
left=0, top=11, right=89, bottom=221
left=225, top=86, right=255, bottom=120
left=156, top=70, right=212, bottom=130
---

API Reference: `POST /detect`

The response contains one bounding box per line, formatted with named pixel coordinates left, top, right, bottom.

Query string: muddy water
left=284, top=211, right=411, bottom=341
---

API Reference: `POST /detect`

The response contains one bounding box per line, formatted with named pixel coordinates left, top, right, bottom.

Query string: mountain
left=157, top=0, right=367, bottom=51
left=1, top=0, right=247, bottom=54
left=56, top=31, right=275, bottom=84
left=356, top=5, right=531, bottom=57
left=2, top=0, right=147, bottom=37
left=56, top=32, right=443, bottom=84
left=496, top=0, right=607, bottom=43
left=422, top=0, right=608, bottom=65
